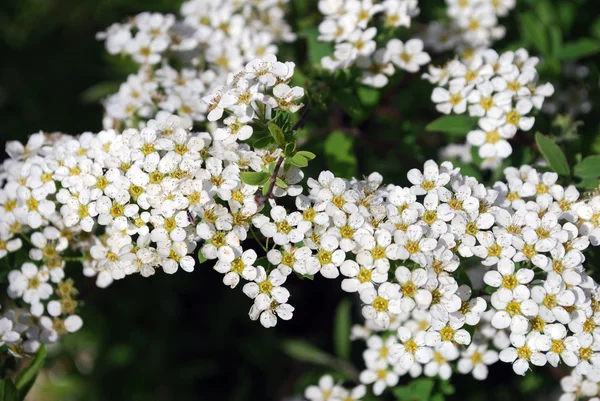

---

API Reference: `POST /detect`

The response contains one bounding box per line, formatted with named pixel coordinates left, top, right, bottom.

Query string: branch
left=256, top=155, right=285, bottom=206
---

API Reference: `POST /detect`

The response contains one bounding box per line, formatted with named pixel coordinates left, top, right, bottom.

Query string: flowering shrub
left=2, top=0, right=600, bottom=400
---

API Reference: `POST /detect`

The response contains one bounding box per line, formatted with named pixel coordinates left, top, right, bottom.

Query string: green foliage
left=574, top=155, right=600, bottom=179
left=333, top=298, right=352, bottom=360
left=426, top=115, right=479, bottom=138
left=558, top=38, right=600, bottom=60
left=0, top=379, right=18, bottom=401
left=240, top=172, right=271, bottom=186
left=324, top=131, right=358, bottom=179
left=15, top=345, right=46, bottom=399
left=534, top=132, right=570, bottom=176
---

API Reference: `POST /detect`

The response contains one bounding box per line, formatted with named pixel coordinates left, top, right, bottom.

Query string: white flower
left=305, top=375, right=336, bottom=401
left=359, top=358, right=399, bottom=396
left=457, top=343, right=499, bottom=380
left=490, top=286, right=538, bottom=335
left=499, top=333, right=547, bottom=375
left=431, top=85, right=472, bottom=115
left=536, top=324, right=580, bottom=367
left=8, top=263, right=53, bottom=304
left=340, top=260, right=386, bottom=293
left=407, top=160, right=451, bottom=196
left=389, top=327, right=432, bottom=369
left=395, top=266, right=432, bottom=312
left=472, top=232, right=515, bottom=266
left=394, top=224, right=437, bottom=267
left=215, top=249, right=258, bottom=288
left=386, top=39, right=430, bottom=73
left=360, top=282, right=402, bottom=329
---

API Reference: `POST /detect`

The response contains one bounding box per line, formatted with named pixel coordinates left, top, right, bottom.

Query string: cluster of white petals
left=97, top=0, right=296, bottom=129
left=0, top=54, right=304, bottom=355
left=317, top=0, right=430, bottom=87
left=424, top=0, right=516, bottom=55
left=425, top=48, right=554, bottom=168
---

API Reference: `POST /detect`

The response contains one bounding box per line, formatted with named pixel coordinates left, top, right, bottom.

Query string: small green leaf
left=289, top=153, right=309, bottom=167
left=334, top=299, right=352, bottom=360
left=558, top=38, right=600, bottom=60
left=15, top=345, right=46, bottom=399
left=198, top=250, right=207, bottom=264
left=393, top=378, right=435, bottom=401
left=324, top=131, right=358, bottom=179
left=300, top=27, right=333, bottom=65
left=520, top=12, right=549, bottom=55
left=574, top=156, right=600, bottom=179
left=296, top=151, right=316, bottom=160
left=268, top=123, right=285, bottom=148
left=0, top=379, right=19, bottom=401
left=534, top=132, right=570, bottom=176
left=357, top=86, right=381, bottom=107
left=426, top=115, right=478, bottom=137
left=275, top=178, right=288, bottom=188
left=284, top=142, right=296, bottom=157
left=282, top=340, right=332, bottom=365
left=253, top=136, right=273, bottom=149
left=240, top=172, right=270, bottom=186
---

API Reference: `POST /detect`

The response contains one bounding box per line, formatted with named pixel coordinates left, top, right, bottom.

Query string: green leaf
left=268, top=123, right=285, bottom=148
left=357, top=86, right=381, bottom=107
left=333, top=90, right=366, bottom=122
left=557, top=3, right=576, bottom=32
left=592, top=18, right=600, bottom=40
left=577, top=178, right=600, bottom=191
left=519, top=12, right=549, bottom=55
left=284, top=142, right=297, bottom=157
left=549, top=26, right=563, bottom=58
left=289, top=153, right=309, bottom=167
left=535, top=0, right=556, bottom=26
left=80, top=81, right=121, bottom=103
left=240, top=172, right=270, bottom=186
left=300, top=27, right=333, bottom=65
left=198, top=249, right=207, bottom=264
left=253, top=136, right=273, bottom=149
left=393, top=378, right=435, bottom=401
left=0, top=379, right=19, bottom=401
left=333, top=299, right=352, bottom=360
left=282, top=340, right=332, bottom=365
left=275, top=178, right=288, bottom=188
left=558, top=38, right=600, bottom=60
left=426, top=115, right=478, bottom=137
left=15, top=345, right=46, bottom=399
left=534, top=132, right=570, bottom=176
left=296, top=150, right=316, bottom=160
left=324, top=131, right=358, bottom=179
left=574, top=156, right=600, bottom=179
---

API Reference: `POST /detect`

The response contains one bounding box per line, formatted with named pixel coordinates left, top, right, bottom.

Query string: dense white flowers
left=427, top=49, right=554, bottom=168
left=317, top=0, right=430, bottom=87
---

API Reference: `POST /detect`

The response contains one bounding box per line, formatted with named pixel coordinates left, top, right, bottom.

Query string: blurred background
left=1, top=0, right=599, bottom=400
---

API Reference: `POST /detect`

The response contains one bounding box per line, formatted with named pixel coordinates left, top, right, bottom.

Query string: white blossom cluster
left=0, top=54, right=304, bottom=355
left=293, top=160, right=600, bottom=398
left=97, top=0, right=295, bottom=128
left=423, top=0, right=516, bottom=56
left=305, top=375, right=366, bottom=401
left=425, top=48, right=555, bottom=168
left=317, top=0, right=431, bottom=87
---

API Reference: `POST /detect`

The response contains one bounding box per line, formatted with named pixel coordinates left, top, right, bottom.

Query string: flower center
left=372, top=296, right=389, bottom=312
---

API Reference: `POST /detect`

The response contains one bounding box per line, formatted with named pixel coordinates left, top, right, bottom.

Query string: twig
left=256, top=155, right=285, bottom=206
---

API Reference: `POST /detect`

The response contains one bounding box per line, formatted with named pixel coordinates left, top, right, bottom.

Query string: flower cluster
left=305, top=375, right=366, bottom=401
left=317, top=0, right=430, bottom=87
left=423, top=0, right=516, bottom=56
left=426, top=48, right=554, bottom=168
left=0, top=54, right=304, bottom=355
left=296, top=160, right=600, bottom=398
left=97, top=0, right=295, bottom=128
